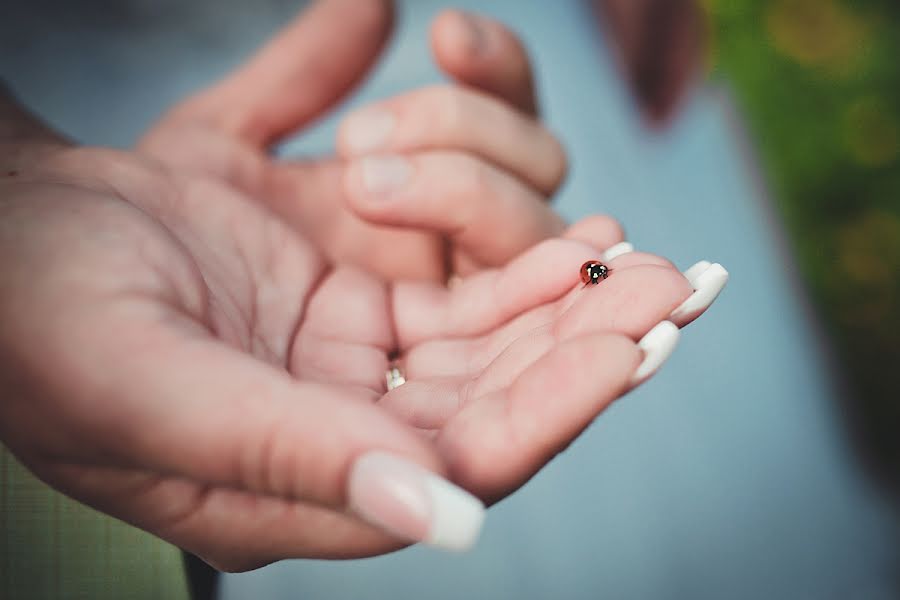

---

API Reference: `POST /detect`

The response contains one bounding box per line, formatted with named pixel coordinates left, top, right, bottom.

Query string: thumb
left=430, top=9, right=539, bottom=116
left=57, top=313, right=484, bottom=551
left=167, top=0, right=394, bottom=146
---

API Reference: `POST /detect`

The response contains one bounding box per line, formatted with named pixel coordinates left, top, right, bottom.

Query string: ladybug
left=580, top=260, right=610, bottom=285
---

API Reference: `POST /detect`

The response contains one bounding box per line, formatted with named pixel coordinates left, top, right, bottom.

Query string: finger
left=266, top=159, right=446, bottom=281
left=669, top=261, right=729, bottom=327
left=551, top=263, right=690, bottom=340
left=563, top=215, right=626, bottom=253
left=50, top=307, right=484, bottom=552
left=402, top=259, right=691, bottom=381
left=162, top=0, right=394, bottom=146
left=437, top=333, right=642, bottom=501
left=289, top=266, right=393, bottom=391
left=385, top=312, right=683, bottom=435
left=337, top=85, right=566, bottom=194
left=343, top=152, right=565, bottom=266
left=393, top=238, right=681, bottom=347
left=430, top=10, right=539, bottom=115
left=393, top=238, right=595, bottom=347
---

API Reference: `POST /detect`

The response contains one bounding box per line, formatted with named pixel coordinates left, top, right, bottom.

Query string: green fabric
left=708, top=0, right=900, bottom=482
left=1, top=446, right=190, bottom=600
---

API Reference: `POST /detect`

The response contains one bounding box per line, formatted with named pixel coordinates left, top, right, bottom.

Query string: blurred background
left=705, top=0, right=900, bottom=501
left=1, top=0, right=898, bottom=598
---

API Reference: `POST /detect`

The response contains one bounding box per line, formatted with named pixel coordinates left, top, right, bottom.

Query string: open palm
left=1, top=138, right=696, bottom=571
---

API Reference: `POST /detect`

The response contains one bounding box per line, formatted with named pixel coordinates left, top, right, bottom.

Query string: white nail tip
left=423, top=473, right=486, bottom=551
left=348, top=452, right=484, bottom=552
left=682, top=260, right=712, bottom=287
left=630, top=320, right=680, bottom=386
left=601, top=241, right=634, bottom=261
left=669, top=263, right=729, bottom=326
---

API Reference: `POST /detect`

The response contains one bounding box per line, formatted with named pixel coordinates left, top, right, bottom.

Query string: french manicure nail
left=360, top=156, right=412, bottom=197
left=630, top=320, right=680, bottom=386
left=682, top=260, right=712, bottom=288
left=669, top=263, right=729, bottom=326
left=601, top=241, right=634, bottom=261
left=348, top=451, right=485, bottom=551
left=343, top=108, right=396, bottom=154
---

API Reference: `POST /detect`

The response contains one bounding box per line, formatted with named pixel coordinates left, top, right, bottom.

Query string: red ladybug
left=580, top=260, right=610, bottom=285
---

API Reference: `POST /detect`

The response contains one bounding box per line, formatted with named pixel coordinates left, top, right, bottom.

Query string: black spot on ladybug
left=580, top=260, right=610, bottom=285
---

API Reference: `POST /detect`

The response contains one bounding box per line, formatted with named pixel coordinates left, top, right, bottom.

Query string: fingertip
left=347, top=450, right=485, bottom=552
left=607, top=251, right=678, bottom=271
left=431, top=10, right=491, bottom=72
left=430, top=9, right=537, bottom=115
left=563, top=215, right=626, bottom=251
left=629, top=320, right=680, bottom=386
left=669, top=262, right=729, bottom=327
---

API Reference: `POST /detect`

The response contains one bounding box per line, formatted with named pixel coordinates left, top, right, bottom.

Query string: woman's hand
left=139, top=0, right=568, bottom=282
left=0, top=136, right=723, bottom=571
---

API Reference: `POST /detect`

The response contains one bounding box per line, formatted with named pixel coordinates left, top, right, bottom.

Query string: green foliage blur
left=707, top=0, right=900, bottom=490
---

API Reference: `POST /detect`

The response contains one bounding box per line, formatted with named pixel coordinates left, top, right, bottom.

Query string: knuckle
left=462, top=155, right=493, bottom=197
left=441, top=154, right=490, bottom=234
left=430, top=85, right=468, bottom=133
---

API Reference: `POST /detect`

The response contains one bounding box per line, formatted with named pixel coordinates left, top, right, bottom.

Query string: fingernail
left=457, top=11, right=490, bottom=55
left=669, top=263, right=729, bottom=327
left=629, top=320, right=680, bottom=387
left=343, top=107, right=396, bottom=154
left=601, top=241, right=634, bottom=261
left=348, top=451, right=485, bottom=551
left=359, top=156, right=412, bottom=197
left=682, top=260, right=712, bottom=287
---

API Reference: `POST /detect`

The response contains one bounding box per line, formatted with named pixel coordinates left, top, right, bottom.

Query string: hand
left=139, top=1, right=568, bottom=282
left=0, top=0, right=730, bottom=572
left=0, top=130, right=725, bottom=571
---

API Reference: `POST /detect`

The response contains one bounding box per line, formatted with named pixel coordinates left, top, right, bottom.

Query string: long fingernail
left=601, top=241, right=634, bottom=261
left=343, top=107, right=396, bottom=154
left=682, top=260, right=712, bottom=287
left=359, top=156, right=412, bottom=198
left=670, top=263, right=729, bottom=327
left=629, top=320, right=680, bottom=387
left=348, top=451, right=485, bottom=551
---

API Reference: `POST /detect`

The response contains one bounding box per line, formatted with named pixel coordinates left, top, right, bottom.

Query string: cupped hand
left=0, top=138, right=724, bottom=571
left=139, top=0, right=568, bottom=282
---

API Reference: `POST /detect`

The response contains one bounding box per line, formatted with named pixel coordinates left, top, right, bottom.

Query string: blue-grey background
left=2, top=1, right=897, bottom=598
